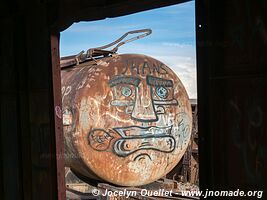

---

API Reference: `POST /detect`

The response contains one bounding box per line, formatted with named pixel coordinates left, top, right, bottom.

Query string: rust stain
left=61, top=54, right=192, bottom=186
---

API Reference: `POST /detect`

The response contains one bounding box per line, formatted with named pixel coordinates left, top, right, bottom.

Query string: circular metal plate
left=62, top=54, right=192, bottom=186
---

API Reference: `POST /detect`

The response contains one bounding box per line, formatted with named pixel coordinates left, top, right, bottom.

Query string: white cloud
left=155, top=55, right=197, bottom=99
left=162, top=42, right=193, bottom=48
left=118, top=42, right=197, bottom=99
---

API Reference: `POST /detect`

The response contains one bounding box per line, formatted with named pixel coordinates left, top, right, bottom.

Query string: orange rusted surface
left=61, top=54, right=192, bottom=186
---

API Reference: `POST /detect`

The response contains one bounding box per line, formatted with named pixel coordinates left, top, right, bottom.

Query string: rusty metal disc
left=62, top=54, right=192, bottom=186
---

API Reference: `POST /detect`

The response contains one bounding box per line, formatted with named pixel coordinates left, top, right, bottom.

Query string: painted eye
left=121, top=86, right=132, bottom=97
left=156, top=86, right=168, bottom=99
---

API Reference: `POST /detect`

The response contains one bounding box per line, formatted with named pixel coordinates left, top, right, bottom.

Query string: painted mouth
left=113, top=125, right=172, bottom=137
left=113, top=126, right=175, bottom=157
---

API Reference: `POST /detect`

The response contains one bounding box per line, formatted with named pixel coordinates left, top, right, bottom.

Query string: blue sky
left=60, top=0, right=197, bottom=98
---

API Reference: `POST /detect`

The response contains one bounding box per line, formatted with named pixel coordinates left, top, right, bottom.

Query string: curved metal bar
left=86, top=29, right=152, bottom=58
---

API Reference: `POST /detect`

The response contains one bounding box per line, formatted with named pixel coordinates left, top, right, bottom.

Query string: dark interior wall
left=0, top=1, right=60, bottom=200
left=196, top=0, right=267, bottom=191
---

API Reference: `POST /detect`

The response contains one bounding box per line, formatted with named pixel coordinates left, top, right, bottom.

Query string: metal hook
left=75, top=50, right=85, bottom=65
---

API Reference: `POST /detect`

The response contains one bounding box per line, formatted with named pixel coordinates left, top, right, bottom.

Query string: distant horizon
left=60, top=0, right=197, bottom=99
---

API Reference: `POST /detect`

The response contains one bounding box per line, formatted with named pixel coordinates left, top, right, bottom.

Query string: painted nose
left=131, top=84, right=158, bottom=122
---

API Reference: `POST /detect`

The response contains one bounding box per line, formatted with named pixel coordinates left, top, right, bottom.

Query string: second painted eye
left=156, top=86, right=168, bottom=99
left=121, top=86, right=132, bottom=97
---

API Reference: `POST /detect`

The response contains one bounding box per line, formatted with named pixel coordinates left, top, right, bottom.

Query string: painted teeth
left=146, top=126, right=172, bottom=135
left=114, top=126, right=172, bottom=137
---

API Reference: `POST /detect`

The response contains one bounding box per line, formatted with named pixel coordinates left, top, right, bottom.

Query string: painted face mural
left=62, top=54, right=192, bottom=186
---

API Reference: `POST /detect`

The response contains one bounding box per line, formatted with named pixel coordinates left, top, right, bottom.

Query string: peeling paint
left=61, top=54, right=192, bottom=186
